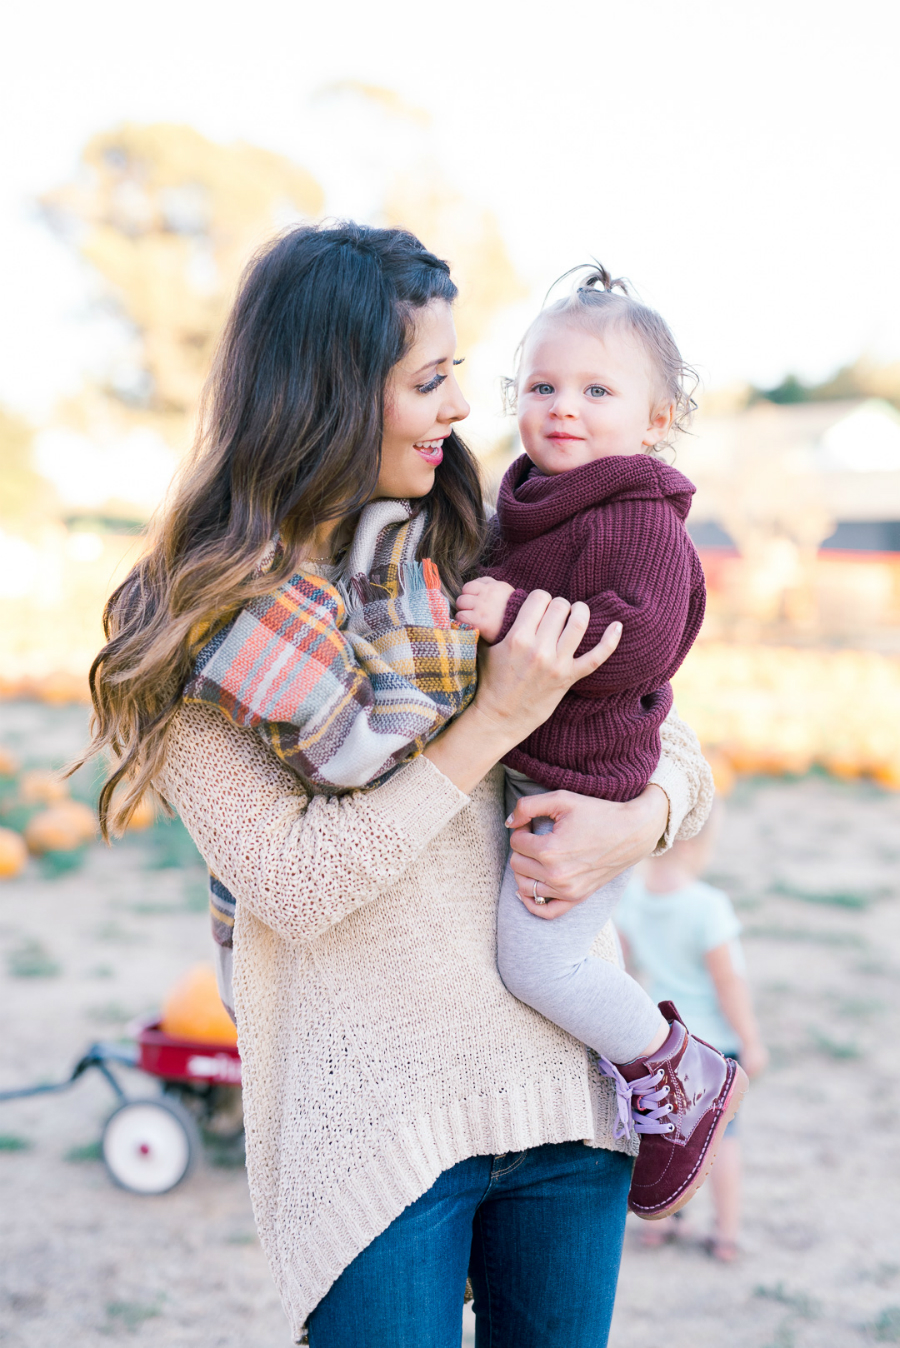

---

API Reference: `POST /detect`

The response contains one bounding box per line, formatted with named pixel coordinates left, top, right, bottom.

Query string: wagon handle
left=0, top=1042, right=138, bottom=1104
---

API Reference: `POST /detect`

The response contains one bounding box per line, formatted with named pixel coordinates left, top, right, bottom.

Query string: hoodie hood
left=495, top=452, right=696, bottom=544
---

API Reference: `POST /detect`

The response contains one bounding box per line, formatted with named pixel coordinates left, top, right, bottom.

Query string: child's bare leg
left=638, top=1214, right=677, bottom=1247
left=638, top=1208, right=695, bottom=1246
left=709, top=1136, right=742, bottom=1256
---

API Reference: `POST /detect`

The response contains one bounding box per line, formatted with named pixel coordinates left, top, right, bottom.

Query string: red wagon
left=0, top=1016, right=243, bottom=1195
left=134, top=1017, right=242, bottom=1087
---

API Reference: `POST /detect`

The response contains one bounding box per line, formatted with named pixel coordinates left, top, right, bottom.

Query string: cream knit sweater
left=157, top=702, right=712, bottom=1342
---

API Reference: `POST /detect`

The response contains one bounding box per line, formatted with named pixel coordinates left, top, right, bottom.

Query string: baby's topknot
left=576, top=264, right=630, bottom=298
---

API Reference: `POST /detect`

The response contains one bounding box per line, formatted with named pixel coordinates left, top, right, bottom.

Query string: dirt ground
left=1, top=700, right=899, bottom=1348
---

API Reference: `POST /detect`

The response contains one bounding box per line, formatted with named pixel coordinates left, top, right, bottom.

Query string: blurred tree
left=0, top=407, right=55, bottom=526
left=42, top=113, right=526, bottom=480
left=316, top=81, right=527, bottom=357
left=753, top=358, right=900, bottom=410
left=688, top=402, right=835, bottom=631
left=385, top=181, right=525, bottom=357
left=42, top=123, right=324, bottom=454
left=5, top=110, right=528, bottom=681
left=754, top=373, right=809, bottom=405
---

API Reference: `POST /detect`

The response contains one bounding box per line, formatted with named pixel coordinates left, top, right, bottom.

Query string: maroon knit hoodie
left=484, top=452, right=706, bottom=802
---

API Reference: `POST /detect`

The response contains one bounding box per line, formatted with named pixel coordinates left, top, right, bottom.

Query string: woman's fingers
left=570, top=620, right=622, bottom=679
left=506, top=790, right=561, bottom=832
left=516, top=888, right=579, bottom=921
left=507, top=588, right=556, bottom=640
left=515, top=598, right=621, bottom=683
left=553, top=600, right=591, bottom=660
left=535, top=595, right=575, bottom=650
left=510, top=591, right=575, bottom=658
left=508, top=830, right=572, bottom=900
left=474, top=589, right=626, bottom=750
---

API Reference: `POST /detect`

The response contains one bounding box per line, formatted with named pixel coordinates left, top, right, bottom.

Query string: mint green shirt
left=615, top=876, right=744, bottom=1054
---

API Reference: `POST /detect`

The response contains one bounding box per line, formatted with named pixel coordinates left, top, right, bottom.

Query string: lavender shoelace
left=597, top=1056, right=635, bottom=1141
left=596, top=1057, right=675, bottom=1140
left=629, top=1069, right=675, bottom=1135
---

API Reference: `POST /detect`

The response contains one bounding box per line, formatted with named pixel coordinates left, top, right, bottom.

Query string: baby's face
left=516, top=318, right=673, bottom=475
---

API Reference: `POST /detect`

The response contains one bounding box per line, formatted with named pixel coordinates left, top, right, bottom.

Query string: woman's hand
left=424, top=591, right=621, bottom=796
left=473, top=591, right=621, bottom=743
left=507, top=784, right=669, bottom=919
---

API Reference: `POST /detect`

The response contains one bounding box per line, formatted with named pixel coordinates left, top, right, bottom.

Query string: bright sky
left=3, top=0, right=899, bottom=424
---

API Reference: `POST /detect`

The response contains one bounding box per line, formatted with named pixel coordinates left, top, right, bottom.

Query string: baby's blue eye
left=532, top=383, right=554, bottom=395
left=587, top=385, right=609, bottom=398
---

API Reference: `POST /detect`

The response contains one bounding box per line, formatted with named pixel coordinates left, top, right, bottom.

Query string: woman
left=86, top=223, right=712, bottom=1347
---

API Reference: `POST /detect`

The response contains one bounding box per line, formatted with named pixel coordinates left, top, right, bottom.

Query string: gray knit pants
left=497, top=769, right=664, bottom=1064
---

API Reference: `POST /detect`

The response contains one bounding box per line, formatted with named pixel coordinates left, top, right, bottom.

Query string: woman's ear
left=642, top=400, right=675, bottom=449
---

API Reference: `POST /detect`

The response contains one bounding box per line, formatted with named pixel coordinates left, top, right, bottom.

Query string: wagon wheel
left=101, top=1096, right=201, bottom=1195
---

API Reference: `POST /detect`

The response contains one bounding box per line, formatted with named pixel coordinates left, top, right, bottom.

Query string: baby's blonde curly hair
left=506, top=264, right=698, bottom=451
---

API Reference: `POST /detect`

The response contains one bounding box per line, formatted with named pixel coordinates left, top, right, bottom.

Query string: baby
left=456, top=268, right=745, bottom=1218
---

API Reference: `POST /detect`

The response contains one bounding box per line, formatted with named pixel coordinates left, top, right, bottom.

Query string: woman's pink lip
left=415, top=445, right=443, bottom=466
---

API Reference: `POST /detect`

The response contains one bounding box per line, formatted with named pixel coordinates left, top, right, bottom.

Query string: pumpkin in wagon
left=160, top=965, right=238, bottom=1047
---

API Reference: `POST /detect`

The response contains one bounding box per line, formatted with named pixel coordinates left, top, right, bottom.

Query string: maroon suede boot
left=599, top=1001, right=748, bottom=1220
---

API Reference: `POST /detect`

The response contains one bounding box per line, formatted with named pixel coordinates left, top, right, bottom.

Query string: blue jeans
left=307, top=1140, right=632, bottom=1348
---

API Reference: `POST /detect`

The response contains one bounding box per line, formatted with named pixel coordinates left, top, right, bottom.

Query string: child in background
left=615, top=804, right=768, bottom=1261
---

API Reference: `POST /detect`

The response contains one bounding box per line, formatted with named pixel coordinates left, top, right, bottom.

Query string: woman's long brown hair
left=81, top=222, right=486, bottom=837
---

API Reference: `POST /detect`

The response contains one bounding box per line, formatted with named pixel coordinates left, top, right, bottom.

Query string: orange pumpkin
left=0, top=746, right=20, bottom=777
left=125, top=794, right=157, bottom=831
left=24, top=801, right=97, bottom=854
left=35, top=672, right=91, bottom=706
left=872, top=762, right=900, bottom=792
left=0, top=827, right=28, bottom=878
left=720, top=744, right=772, bottom=777
left=822, top=755, right=861, bottom=782
left=160, top=965, right=238, bottom=1046
left=19, top=770, right=70, bottom=806
left=702, top=747, right=736, bottom=797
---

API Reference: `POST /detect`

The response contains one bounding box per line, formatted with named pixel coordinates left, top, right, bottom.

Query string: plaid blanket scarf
left=182, top=503, right=478, bottom=951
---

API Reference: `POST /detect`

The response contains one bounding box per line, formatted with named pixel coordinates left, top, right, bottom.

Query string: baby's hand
left=456, top=577, right=516, bottom=644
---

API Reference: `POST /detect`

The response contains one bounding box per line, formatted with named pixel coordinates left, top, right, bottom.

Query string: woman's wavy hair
left=505, top=263, right=698, bottom=449
left=81, top=222, right=486, bottom=837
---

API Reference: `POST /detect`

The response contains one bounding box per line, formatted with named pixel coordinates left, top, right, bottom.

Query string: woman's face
left=377, top=300, right=470, bottom=500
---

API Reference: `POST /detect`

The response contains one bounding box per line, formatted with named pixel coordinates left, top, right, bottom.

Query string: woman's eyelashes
left=417, top=372, right=447, bottom=394
left=417, top=357, right=464, bottom=393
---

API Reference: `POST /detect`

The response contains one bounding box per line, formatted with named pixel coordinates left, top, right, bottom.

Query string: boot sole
left=634, top=1062, right=750, bottom=1221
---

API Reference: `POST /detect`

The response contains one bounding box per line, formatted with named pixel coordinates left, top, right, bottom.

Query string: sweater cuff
left=647, top=754, right=691, bottom=856
left=373, top=752, right=471, bottom=842
left=495, top=588, right=530, bottom=643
